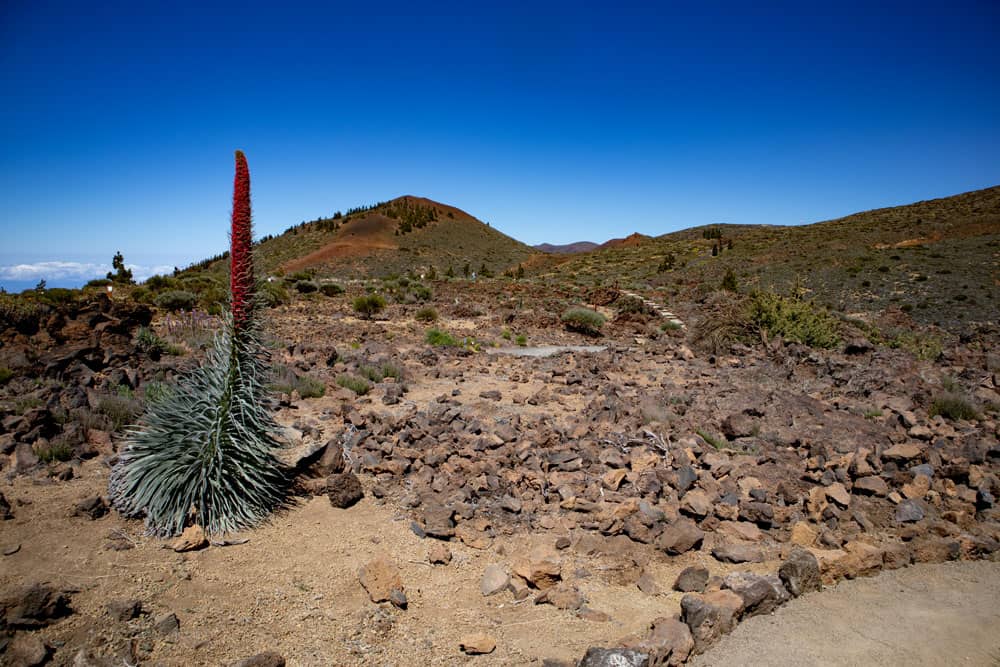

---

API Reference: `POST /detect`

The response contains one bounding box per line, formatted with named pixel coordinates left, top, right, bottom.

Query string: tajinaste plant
left=109, top=151, right=289, bottom=536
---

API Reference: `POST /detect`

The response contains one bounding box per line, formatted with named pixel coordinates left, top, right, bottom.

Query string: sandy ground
left=691, top=560, right=1000, bottom=667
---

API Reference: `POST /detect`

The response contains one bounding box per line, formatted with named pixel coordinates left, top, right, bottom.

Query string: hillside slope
left=251, top=196, right=539, bottom=279
left=530, top=186, right=1000, bottom=330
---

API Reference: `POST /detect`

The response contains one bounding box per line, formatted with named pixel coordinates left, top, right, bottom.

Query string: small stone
left=824, top=482, right=850, bottom=508
left=154, top=611, right=180, bottom=634
left=883, top=443, right=922, bottom=462
left=722, top=572, right=789, bottom=617
left=459, top=633, right=496, bottom=655
left=656, top=519, right=705, bottom=555
left=578, top=647, right=650, bottom=667
left=6, top=633, right=50, bottom=667
left=422, top=505, right=455, bottom=539
left=107, top=598, right=142, bottom=621
left=389, top=588, right=408, bottom=609
left=172, top=525, right=208, bottom=552
left=673, top=566, right=709, bottom=593
left=853, top=476, right=889, bottom=497
left=428, top=543, right=452, bottom=565
left=681, top=489, right=713, bottom=518
left=636, top=570, right=660, bottom=595
left=2, top=583, right=72, bottom=628
left=623, top=616, right=694, bottom=666
left=790, top=521, right=818, bottom=546
left=711, top=542, right=764, bottom=564
left=577, top=607, right=611, bottom=622
left=513, top=545, right=562, bottom=589
left=779, top=548, right=821, bottom=597
left=480, top=564, right=510, bottom=596
left=229, top=652, right=286, bottom=667
left=327, top=472, right=364, bottom=508
left=359, top=555, right=404, bottom=603
left=894, top=499, right=925, bottom=523
left=73, top=495, right=108, bottom=520
left=555, top=535, right=571, bottom=550
left=902, top=474, right=931, bottom=500
left=534, top=583, right=585, bottom=610
left=681, top=590, right=743, bottom=653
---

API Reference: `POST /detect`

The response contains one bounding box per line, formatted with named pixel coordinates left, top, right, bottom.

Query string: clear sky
left=2, top=0, right=998, bottom=291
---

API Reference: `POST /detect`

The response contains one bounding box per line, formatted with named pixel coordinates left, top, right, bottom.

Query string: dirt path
left=691, top=560, right=1000, bottom=667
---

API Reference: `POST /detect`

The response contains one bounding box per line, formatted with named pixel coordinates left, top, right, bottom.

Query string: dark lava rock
left=778, top=548, right=821, bottom=597
left=680, top=590, right=743, bottom=653
left=327, top=472, right=364, bottom=509
left=73, top=495, right=109, bottom=520
left=106, top=598, right=143, bottom=621
left=0, top=491, right=12, bottom=520
left=422, top=505, right=456, bottom=539
left=721, top=414, right=756, bottom=440
left=5, top=633, right=50, bottom=667
left=154, top=611, right=180, bottom=635
left=1, top=583, right=73, bottom=629
left=722, top=572, right=789, bottom=617
left=673, top=566, right=710, bottom=593
left=230, top=652, right=286, bottom=667
left=894, top=499, right=925, bottom=523
left=578, top=647, right=650, bottom=667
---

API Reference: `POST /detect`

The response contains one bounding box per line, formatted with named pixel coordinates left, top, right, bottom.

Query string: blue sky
left=1, top=1, right=998, bottom=291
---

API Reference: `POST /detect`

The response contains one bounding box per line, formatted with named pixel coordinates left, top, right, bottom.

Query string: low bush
left=36, top=440, right=74, bottom=463
left=0, top=367, right=13, bottom=385
left=259, top=280, right=290, bottom=307
left=155, top=290, right=198, bottom=312
left=515, top=334, right=528, bottom=347
left=97, top=392, right=143, bottom=432
left=295, top=280, right=319, bottom=294
left=296, top=375, right=326, bottom=399
left=336, top=374, right=371, bottom=396
left=561, top=307, right=605, bottom=335
left=320, top=283, right=344, bottom=296
left=415, top=306, right=438, bottom=323
left=426, top=327, right=458, bottom=346
left=353, top=294, right=386, bottom=319
left=929, top=394, right=979, bottom=421
left=746, top=292, right=840, bottom=349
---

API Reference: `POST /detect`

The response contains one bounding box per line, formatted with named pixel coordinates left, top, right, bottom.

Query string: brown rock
left=824, top=482, right=850, bottom=508
left=459, top=633, right=496, bottom=655
left=480, top=564, right=510, bottom=596
left=513, top=546, right=562, bottom=589
left=778, top=548, right=821, bottom=597
left=722, top=571, right=789, bottom=617
left=327, top=472, right=363, bottom=508
left=673, top=566, right=709, bottom=593
left=359, top=555, right=404, bottom=603
left=428, top=543, right=452, bottom=565
left=853, top=476, right=889, bottom=497
left=623, top=616, right=694, bottom=666
left=73, top=495, right=108, bottom=520
left=6, top=633, right=50, bottom=667
left=681, top=490, right=713, bottom=518
left=790, top=521, right=818, bottom=547
left=229, top=652, right=286, bottom=667
left=636, top=570, right=660, bottom=595
left=680, top=590, right=743, bottom=653
left=422, top=505, right=455, bottom=539
left=711, top=542, right=764, bottom=564
left=883, top=443, right=922, bottom=462
left=2, top=583, right=73, bottom=628
left=172, top=525, right=208, bottom=552
left=902, top=473, right=931, bottom=500
left=535, top=583, right=585, bottom=610
left=656, top=519, right=705, bottom=555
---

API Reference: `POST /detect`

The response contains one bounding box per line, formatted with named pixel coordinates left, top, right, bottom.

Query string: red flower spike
left=230, top=150, right=254, bottom=331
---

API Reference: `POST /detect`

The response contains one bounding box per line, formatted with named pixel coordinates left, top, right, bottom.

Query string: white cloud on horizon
left=0, top=261, right=176, bottom=283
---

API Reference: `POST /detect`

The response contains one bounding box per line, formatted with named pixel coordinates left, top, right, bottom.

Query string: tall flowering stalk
left=110, top=151, right=288, bottom=537
left=230, top=150, right=253, bottom=332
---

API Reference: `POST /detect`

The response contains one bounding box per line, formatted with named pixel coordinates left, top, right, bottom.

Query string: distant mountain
left=533, top=241, right=599, bottom=254
left=597, top=232, right=652, bottom=250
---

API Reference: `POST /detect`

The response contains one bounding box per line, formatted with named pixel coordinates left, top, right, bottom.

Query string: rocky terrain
left=1, top=274, right=998, bottom=666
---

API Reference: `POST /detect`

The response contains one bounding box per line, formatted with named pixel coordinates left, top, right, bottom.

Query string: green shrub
left=97, top=393, right=143, bottom=432
left=721, top=268, right=738, bottom=292
left=415, top=306, right=438, bottom=323
left=353, top=294, right=386, bottom=319
left=85, top=278, right=113, bottom=289
left=411, top=285, right=432, bottom=302
left=561, top=307, right=605, bottom=335
left=145, top=274, right=178, bottom=291
left=426, top=327, right=458, bottom=346
left=155, top=290, right=198, bottom=312
left=36, top=441, right=74, bottom=463
left=294, top=280, right=318, bottom=294
left=747, top=292, right=839, bottom=349
left=929, top=394, right=979, bottom=421
left=287, top=270, right=315, bottom=283
left=0, top=367, right=13, bottom=385
left=259, top=280, right=290, bottom=307
left=135, top=327, right=167, bottom=356
left=617, top=296, right=653, bottom=317
left=515, top=334, right=528, bottom=347
left=336, top=374, right=371, bottom=395
left=319, top=283, right=345, bottom=296
left=296, top=375, right=326, bottom=399
left=143, top=381, right=173, bottom=404
left=359, top=363, right=402, bottom=383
